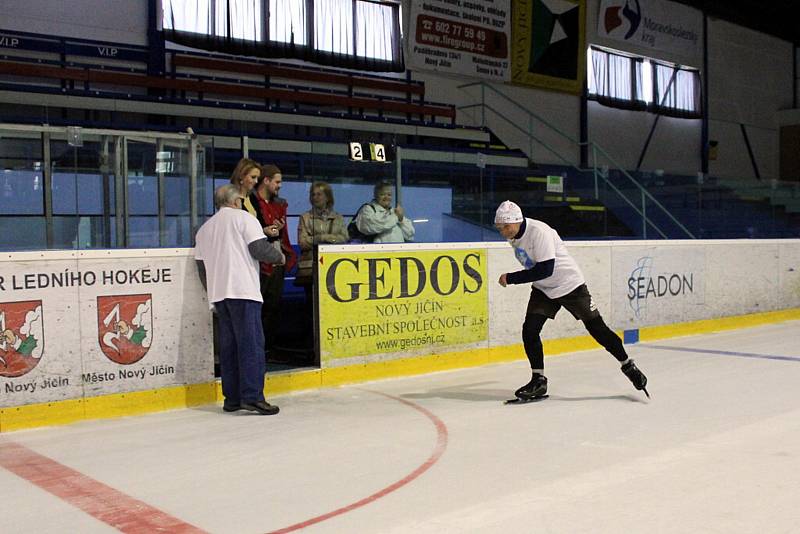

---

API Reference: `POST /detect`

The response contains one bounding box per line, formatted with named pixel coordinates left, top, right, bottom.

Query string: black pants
left=260, top=266, right=285, bottom=353
left=522, top=285, right=628, bottom=371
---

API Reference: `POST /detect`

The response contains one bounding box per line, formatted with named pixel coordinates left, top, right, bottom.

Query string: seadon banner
left=0, top=250, right=213, bottom=408
left=611, top=245, right=706, bottom=327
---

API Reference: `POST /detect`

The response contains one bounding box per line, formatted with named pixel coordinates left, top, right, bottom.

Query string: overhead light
left=67, top=126, right=83, bottom=147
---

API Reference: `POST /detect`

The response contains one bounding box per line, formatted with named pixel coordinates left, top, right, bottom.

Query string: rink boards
left=1, top=239, right=799, bottom=430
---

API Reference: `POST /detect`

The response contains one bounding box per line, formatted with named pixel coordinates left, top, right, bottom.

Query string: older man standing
left=195, top=184, right=285, bottom=415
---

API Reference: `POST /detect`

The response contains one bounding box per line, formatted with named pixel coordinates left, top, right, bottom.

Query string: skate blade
left=504, top=395, right=549, bottom=405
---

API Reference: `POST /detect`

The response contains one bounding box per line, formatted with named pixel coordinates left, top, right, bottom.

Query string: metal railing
left=457, top=81, right=696, bottom=239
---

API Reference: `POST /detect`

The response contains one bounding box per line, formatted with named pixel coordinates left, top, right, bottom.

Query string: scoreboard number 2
left=349, top=142, right=364, bottom=161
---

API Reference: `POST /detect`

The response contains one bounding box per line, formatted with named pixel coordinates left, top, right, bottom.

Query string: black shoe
left=241, top=400, right=280, bottom=415
left=515, top=374, right=548, bottom=399
left=222, top=403, right=241, bottom=413
left=621, top=360, right=649, bottom=396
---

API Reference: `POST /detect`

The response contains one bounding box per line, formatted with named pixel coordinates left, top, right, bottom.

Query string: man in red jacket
left=254, top=164, right=297, bottom=359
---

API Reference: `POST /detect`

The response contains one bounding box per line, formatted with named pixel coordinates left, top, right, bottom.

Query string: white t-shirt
left=194, top=207, right=265, bottom=307
left=509, top=218, right=585, bottom=299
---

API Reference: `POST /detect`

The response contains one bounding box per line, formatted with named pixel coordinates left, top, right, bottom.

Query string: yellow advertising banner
left=318, top=249, right=488, bottom=361
left=511, top=0, right=586, bottom=94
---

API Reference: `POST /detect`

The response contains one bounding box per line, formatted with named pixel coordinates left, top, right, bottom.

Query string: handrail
left=588, top=142, right=696, bottom=238
left=461, top=103, right=667, bottom=237
left=458, top=81, right=695, bottom=239
left=460, top=103, right=574, bottom=166
left=458, top=82, right=578, bottom=145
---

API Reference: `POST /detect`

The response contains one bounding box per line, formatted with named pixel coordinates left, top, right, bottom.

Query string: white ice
left=1, top=321, right=799, bottom=534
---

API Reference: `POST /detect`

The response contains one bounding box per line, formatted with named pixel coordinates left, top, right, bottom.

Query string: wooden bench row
left=171, top=54, right=425, bottom=98
left=0, top=59, right=455, bottom=123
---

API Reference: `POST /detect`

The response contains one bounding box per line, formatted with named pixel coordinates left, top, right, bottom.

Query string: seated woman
left=354, top=181, right=415, bottom=243
left=296, top=181, right=348, bottom=287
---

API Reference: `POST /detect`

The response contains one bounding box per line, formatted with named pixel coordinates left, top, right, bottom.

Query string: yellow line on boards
left=637, top=308, right=800, bottom=342
left=2, top=308, right=797, bottom=432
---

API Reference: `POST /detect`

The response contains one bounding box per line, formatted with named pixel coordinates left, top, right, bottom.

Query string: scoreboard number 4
left=370, top=143, right=386, bottom=162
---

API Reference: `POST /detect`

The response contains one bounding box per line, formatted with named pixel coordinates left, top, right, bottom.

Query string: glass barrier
left=0, top=131, right=46, bottom=250
left=2, top=124, right=798, bottom=254
left=3, top=123, right=797, bottom=373
left=0, top=126, right=209, bottom=251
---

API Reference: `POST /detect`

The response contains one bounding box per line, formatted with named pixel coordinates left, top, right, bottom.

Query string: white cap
left=494, top=200, right=523, bottom=224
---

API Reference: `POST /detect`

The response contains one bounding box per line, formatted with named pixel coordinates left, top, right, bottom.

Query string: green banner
left=511, top=0, right=586, bottom=94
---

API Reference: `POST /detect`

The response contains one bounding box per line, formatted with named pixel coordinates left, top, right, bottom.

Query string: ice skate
left=621, top=360, right=650, bottom=398
left=505, top=374, right=549, bottom=404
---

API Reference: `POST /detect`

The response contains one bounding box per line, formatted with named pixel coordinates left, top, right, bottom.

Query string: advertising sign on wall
left=597, top=0, right=701, bottom=55
left=318, top=248, right=489, bottom=361
left=408, top=0, right=511, bottom=81
left=0, top=252, right=213, bottom=408
left=611, top=246, right=706, bottom=327
left=511, top=0, right=586, bottom=94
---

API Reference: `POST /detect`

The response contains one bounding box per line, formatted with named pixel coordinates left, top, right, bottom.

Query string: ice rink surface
left=2, top=321, right=799, bottom=534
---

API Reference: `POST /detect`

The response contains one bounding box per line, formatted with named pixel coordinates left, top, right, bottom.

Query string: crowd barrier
left=1, top=239, right=798, bottom=431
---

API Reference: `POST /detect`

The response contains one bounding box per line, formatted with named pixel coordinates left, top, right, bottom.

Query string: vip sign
left=318, top=249, right=488, bottom=360
left=97, top=294, right=153, bottom=365
left=0, top=300, right=44, bottom=378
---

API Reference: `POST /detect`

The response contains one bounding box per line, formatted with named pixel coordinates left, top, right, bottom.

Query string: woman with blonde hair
left=229, top=158, right=261, bottom=217
left=229, top=158, right=279, bottom=237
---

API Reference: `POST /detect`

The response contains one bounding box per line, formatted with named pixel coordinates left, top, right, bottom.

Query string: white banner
left=611, top=245, right=706, bottom=327
left=598, top=0, right=701, bottom=55
left=0, top=250, right=213, bottom=408
left=408, top=0, right=511, bottom=81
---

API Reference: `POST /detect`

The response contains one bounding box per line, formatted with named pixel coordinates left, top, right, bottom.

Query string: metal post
left=528, top=115, right=534, bottom=157
left=114, top=136, right=126, bottom=248
left=189, top=136, right=199, bottom=239
left=701, top=12, right=710, bottom=175
left=241, top=135, right=249, bottom=159
left=157, top=138, right=166, bottom=247
left=479, top=165, right=484, bottom=229
left=698, top=177, right=703, bottom=238
left=641, top=189, right=647, bottom=239
left=580, top=78, right=588, bottom=169
left=42, top=132, right=53, bottom=249
left=592, top=145, right=599, bottom=200
left=480, top=83, right=485, bottom=128
left=101, top=136, right=111, bottom=247
left=395, top=146, right=402, bottom=206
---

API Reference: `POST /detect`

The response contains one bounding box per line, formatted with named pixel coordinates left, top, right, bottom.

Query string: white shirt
left=509, top=218, right=585, bottom=299
left=194, top=207, right=265, bottom=307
